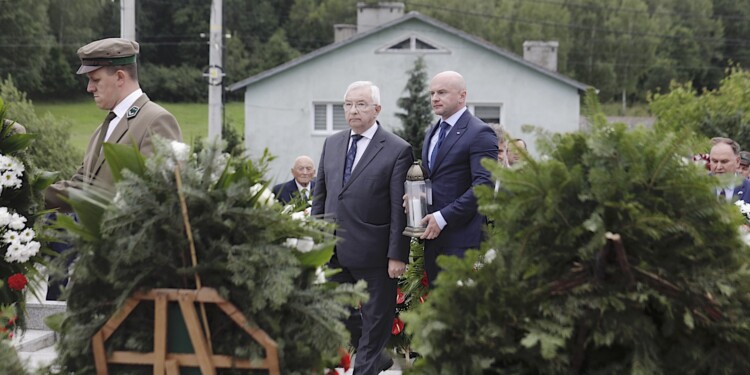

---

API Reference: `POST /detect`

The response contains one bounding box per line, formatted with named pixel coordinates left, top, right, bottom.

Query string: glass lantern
left=403, top=161, right=431, bottom=237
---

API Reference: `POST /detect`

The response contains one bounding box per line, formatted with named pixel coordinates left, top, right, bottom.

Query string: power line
left=500, top=0, right=750, bottom=23
left=406, top=1, right=750, bottom=47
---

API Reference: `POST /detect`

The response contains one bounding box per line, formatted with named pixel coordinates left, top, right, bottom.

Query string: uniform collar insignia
left=127, top=106, right=140, bottom=119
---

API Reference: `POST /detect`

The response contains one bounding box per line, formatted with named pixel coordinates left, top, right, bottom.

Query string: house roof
left=228, top=11, right=590, bottom=92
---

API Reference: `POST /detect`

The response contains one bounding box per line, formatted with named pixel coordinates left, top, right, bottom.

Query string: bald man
left=419, top=71, right=498, bottom=286
left=272, top=155, right=316, bottom=204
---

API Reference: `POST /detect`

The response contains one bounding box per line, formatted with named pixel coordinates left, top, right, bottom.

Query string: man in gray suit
left=312, top=81, right=412, bottom=374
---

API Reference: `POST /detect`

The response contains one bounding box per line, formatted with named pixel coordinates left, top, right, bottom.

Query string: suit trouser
left=329, top=254, right=396, bottom=375
left=424, top=246, right=468, bottom=287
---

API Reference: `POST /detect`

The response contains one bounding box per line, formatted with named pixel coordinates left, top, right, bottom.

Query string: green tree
left=649, top=68, right=750, bottom=150
left=0, top=0, right=52, bottom=94
left=395, top=57, right=432, bottom=159
left=285, top=0, right=357, bottom=53
left=404, top=91, right=750, bottom=373
left=713, top=0, right=750, bottom=69
left=0, top=77, right=78, bottom=177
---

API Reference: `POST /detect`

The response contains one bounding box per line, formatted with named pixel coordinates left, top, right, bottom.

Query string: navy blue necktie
left=343, top=134, right=363, bottom=185
left=429, top=121, right=450, bottom=171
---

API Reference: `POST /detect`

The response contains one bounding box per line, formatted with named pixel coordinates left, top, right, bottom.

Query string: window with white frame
left=469, top=104, right=502, bottom=125
left=313, top=103, right=348, bottom=132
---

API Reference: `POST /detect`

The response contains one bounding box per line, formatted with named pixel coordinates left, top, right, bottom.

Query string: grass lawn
left=33, top=100, right=244, bottom=152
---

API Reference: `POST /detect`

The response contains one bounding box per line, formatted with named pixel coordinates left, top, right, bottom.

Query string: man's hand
left=402, top=194, right=408, bottom=214
left=419, top=214, right=442, bottom=240
left=388, top=259, right=406, bottom=279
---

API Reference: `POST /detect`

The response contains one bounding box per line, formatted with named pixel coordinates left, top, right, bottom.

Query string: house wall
left=243, top=18, right=580, bottom=183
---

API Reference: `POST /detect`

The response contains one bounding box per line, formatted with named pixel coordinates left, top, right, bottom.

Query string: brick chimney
left=523, top=41, right=558, bottom=72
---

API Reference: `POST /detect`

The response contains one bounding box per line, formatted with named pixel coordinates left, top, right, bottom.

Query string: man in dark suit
left=312, top=81, right=412, bottom=375
left=709, top=137, right=750, bottom=202
left=272, top=155, right=316, bottom=204
left=419, top=71, right=498, bottom=286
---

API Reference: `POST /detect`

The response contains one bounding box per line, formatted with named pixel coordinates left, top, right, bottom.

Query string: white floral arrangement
left=734, top=200, right=750, bottom=245
left=0, top=154, right=24, bottom=193
left=1, top=207, right=39, bottom=263
left=0, top=153, right=40, bottom=264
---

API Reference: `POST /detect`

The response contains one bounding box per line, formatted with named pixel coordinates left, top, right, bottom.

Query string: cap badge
left=127, top=106, right=140, bottom=119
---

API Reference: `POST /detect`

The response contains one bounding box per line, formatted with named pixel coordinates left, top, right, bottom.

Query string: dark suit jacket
left=312, top=125, right=413, bottom=268
left=421, top=110, right=497, bottom=249
left=45, top=94, right=182, bottom=211
left=272, top=179, right=315, bottom=204
left=735, top=178, right=750, bottom=202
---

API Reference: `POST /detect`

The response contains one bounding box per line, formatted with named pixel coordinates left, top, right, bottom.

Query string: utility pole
left=206, top=0, right=224, bottom=141
left=121, top=0, right=136, bottom=41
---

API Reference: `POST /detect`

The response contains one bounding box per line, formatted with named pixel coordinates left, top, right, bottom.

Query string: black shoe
left=378, top=357, right=394, bottom=372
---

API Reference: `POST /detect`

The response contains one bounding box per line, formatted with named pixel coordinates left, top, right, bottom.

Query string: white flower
left=8, top=213, right=26, bottom=230
left=456, top=278, right=476, bottom=287
left=483, top=249, right=497, bottom=264
left=296, top=236, right=315, bottom=252
left=284, top=238, right=298, bottom=249
left=19, top=228, right=35, bottom=243
left=0, top=207, right=11, bottom=227
left=4, top=240, right=25, bottom=263
left=291, top=211, right=307, bottom=221
left=170, top=141, right=191, bottom=163
left=2, top=230, right=20, bottom=243
left=314, top=266, right=326, bottom=284
left=1, top=170, right=22, bottom=188
left=250, top=183, right=275, bottom=207
left=0, top=154, right=23, bottom=175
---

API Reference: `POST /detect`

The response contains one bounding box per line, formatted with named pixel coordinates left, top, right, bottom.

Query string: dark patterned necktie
left=343, top=134, right=363, bottom=185
left=91, top=111, right=117, bottom=164
left=429, top=121, right=451, bottom=171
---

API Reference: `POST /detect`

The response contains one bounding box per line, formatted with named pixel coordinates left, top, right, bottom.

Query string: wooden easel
left=91, top=287, right=280, bottom=375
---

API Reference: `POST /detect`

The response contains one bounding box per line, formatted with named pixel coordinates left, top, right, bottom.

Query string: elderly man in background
left=709, top=137, right=750, bottom=202
left=739, top=151, right=750, bottom=179
left=272, top=155, right=316, bottom=204
left=45, top=38, right=182, bottom=211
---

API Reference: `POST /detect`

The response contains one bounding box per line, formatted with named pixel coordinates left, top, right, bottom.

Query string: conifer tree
left=404, top=92, right=750, bottom=374
left=395, top=56, right=432, bottom=159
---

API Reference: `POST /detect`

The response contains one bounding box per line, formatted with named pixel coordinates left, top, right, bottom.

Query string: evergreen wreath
left=404, top=92, right=750, bottom=374
left=51, top=139, right=366, bottom=374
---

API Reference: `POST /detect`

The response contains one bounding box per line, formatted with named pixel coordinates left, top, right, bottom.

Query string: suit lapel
left=422, top=120, right=440, bottom=164
left=91, top=94, right=150, bottom=177
left=341, top=126, right=385, bottom=192
left=432, top=112, right=470, bottom=171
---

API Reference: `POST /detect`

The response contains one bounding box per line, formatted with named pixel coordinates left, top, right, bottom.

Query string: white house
left=228, top=3, right=589, bottom=183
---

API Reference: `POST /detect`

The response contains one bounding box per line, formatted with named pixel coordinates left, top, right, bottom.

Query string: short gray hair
left=488, top=123, right=505, bottom=143
left=711, top=137, right=740, bottom=155
left=344, top=81, right=380, bottom=105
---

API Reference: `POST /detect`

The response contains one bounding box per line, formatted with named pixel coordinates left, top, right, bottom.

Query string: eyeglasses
left=342, top=102, right=375, bottom=112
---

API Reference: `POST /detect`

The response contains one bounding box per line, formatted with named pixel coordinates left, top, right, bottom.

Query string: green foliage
left=650, top=68, right=750, bottom=150
left=404, top=97, right=750, bottom=373
left=0, top=77, right=78, bottom=177
left=139, top=64, right=207, bottom=102
left=0, top=0, right=51, bottom=94
left=52, top=139, right=365, bottom=374
left=395, top=57, right=432, bottom=159
left=192, top=119, right=246, bottom=157
left=0, top=339, right=28, bottom=375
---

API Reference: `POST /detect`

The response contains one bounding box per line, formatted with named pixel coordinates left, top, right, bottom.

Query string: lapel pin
left=127, top=106, right=140, bottom=119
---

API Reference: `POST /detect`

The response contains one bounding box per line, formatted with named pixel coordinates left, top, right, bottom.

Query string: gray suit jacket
left=45, top=94, right=182, bottom=211
left=312, top=124, right=413, bottom=268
